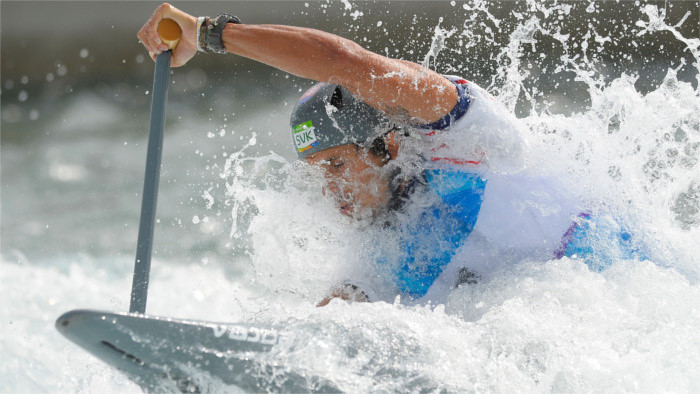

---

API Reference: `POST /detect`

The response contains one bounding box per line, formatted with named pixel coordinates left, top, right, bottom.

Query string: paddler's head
left=290, top=83, right=400, bottom=219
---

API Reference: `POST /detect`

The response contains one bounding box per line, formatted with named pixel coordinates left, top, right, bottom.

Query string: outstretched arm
left=222, top=24, right=457, bottom=124
left=138, top=4, right=458, bottom=124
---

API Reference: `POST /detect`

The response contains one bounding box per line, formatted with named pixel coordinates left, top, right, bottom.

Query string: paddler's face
left=305, top=144, right=390, bottom=219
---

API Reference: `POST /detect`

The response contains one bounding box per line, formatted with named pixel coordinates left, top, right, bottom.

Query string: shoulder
left=413, top=75, right=480, bottom=131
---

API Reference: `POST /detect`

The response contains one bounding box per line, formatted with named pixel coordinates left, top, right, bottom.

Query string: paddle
left=129, top=19, right=181, bottom=314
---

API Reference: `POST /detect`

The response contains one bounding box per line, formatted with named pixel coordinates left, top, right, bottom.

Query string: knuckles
left=157, top=3, right=172, bottom=13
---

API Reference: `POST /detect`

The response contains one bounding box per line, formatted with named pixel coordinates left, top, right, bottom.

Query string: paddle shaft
left=129, top=50, right=171, bottom=314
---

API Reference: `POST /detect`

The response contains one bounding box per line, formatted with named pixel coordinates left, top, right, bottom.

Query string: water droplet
left=192, top=215, right=200, bottom=224
left=79, top=48, right=89, bottom=58
left=18, top=90, right=28, bottom=102
left=136, top=54, right=145, bottom=64
left=20, top=76, right=29, bottom=84
left=29, top=110, right=39, bottom=120
left=46, top=73, right=54, bottom=82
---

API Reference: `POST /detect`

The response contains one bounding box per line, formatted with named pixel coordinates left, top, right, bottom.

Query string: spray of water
left=212, top=2, right=700, bottom=390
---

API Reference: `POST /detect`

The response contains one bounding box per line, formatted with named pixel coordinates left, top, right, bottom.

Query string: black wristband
left=204, top=14, right=241, bottom=54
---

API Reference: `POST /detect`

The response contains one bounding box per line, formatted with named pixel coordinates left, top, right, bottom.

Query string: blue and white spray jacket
left=351, top=76, right=647, bottom=304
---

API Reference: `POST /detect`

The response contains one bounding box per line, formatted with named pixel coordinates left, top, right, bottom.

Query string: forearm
left=222, top=24, right=457, bottom=124
left=223, top=24, right=356, bottom=84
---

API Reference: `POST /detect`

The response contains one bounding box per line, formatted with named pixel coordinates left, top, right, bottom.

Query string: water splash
left=212, top=2, right=700, bottom=390
left=422, top=17, right=457, bottom=70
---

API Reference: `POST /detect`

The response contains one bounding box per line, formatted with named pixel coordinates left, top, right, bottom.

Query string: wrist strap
left=203, top=14, right=241, bottom=54
left=196, top=16, right=208, bottom=52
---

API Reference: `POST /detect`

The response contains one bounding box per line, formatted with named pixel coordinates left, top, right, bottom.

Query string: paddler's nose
left=323, top=180, right=341, bottom=197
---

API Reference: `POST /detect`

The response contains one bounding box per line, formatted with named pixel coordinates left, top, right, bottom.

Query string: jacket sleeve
left=414, top=75, right=527, bottom=174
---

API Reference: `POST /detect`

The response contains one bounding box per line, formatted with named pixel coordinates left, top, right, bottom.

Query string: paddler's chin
left=337, top=200, right=388, bottom=221
left=338, top=203, right=354, bottom=217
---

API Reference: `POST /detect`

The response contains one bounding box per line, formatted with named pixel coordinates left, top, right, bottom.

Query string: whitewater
left=2, top=1, right=699, bottom=392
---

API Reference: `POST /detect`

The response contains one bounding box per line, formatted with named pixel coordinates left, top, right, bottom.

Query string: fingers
left=147, top=8, right=166, bottom=50
left=137, top=3, right=197, bottom=67
left=136, top=3, right=173, bottom=59
left=137, top=22, right=160, bottom=61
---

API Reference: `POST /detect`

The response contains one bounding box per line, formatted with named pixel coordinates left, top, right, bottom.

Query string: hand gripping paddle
left=129, top=19, right=181, bottom=314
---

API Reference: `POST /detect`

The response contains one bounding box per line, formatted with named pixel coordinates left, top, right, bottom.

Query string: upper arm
left=332, top=47, right=459, bottom=125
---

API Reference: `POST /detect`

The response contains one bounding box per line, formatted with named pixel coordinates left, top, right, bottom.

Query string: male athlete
left=138, top=4, right=646, bottom=306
